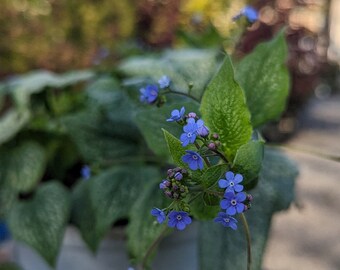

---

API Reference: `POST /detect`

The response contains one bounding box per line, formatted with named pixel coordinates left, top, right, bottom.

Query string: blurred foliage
left=0, top=0, right=136, bottom=75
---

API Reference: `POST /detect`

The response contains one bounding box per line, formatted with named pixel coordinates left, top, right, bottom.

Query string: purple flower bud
left=187, top=112, right=197, bottom=118
left=174, top=172, right=183, bottom=180
left=208, top=142, right=216, bottom=150
left=167, top=169, right=174, bottom=178
left=181, top=169, right=188, bottom=174
left=247, top=194, right=253, bottom=201
left=172, top=184, right=178, bottom=191
left=159, top=180, right=170, bottom=189
left=165, top=191, right=172, bottom=198
left=197, top=119, right=209, bottom=137
left=212, top=133, right=219, bottom=139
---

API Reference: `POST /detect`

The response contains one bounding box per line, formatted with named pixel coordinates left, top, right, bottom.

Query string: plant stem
left=163, top=89, right=200, bottom=103
left=194, top=142, right=211, bottom=167
left=240, top=213, right=252, bottom=270
left=141, top=226, right=170, bottom=270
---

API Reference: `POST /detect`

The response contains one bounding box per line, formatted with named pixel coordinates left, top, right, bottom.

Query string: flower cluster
left=160, top=167, right=189, bottom=200
left=214, top=171, right=253, bottom=230
left=146, top=78, right=253, bottom=232
left=139, top=75, right=171, bottom=105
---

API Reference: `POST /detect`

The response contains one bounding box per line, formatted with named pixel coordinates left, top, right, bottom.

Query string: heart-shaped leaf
left=8, top=182, right=70, bottom=266
left=200, top=55, right=252, bottom=160
left=235, top=31, right=289, bottom=127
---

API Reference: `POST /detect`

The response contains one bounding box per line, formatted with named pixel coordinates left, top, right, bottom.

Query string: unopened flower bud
left=167, top=169, right=174, bottom=178
left=215, top=141, right=221, bottom=147
left=197, top=125, right=209, bottom=137
left=188, top=112, right=197, bottom=118
left=165, top=191, right=172, bottom=198
left=172, top=184, right=178, bottom=191
left=247, top=194, right=253, bottom=202
left=208, top=142, right=216, bottom=150
left=173, top=193, right=179, bottom=199
left=174, top=172, right=183, bottom=180
left=181, top=169, right=188, bottom=175
left=212, top=133, right=219, bottom=140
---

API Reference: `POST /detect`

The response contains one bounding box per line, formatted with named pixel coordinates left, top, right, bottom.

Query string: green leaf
left=235, top=31, right=289, bottom=127
left=200, top=164, right=229, bottom=188
left=190, top=193, right=220, bottom=220
left=5, top=141, right=46, bottom=192
left=62, top=109, right=137, bottom=163
left=200, top=55, right=252, bottom=160
left=72, top=166, right=161, bottom=251
left=71, top=180, right=98, bottom=251
left=7, top=70, right=94, bottom=96
left=127, top=181, right=169, bottom=263
left=135, top=102, right=199, bottom=160
left=0, top=109, right=30, bottom=145
left=198, top=148, right=298, bottom=269
left=119, top=49, right=218, bottom=100
left=232, top=140, right=264, bottom=187
left=162, top=129, right=187, bottom=167
left=8, top=182, right=70, bottom=267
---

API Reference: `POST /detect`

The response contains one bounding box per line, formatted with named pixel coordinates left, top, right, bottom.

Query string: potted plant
left=0, top=22, right=298, bottom=270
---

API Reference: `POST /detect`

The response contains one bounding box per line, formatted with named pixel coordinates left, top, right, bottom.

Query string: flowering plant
left=0, top=29, right=298, bottom=270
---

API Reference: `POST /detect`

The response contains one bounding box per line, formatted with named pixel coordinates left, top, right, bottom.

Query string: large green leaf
left=162, top=129, right=187, bottom=167
left=72, top=166, right=161, bottom=251
left=119, top=49, right=218, bottom=100
left=62, top=109, right=137, bottom=163
left=0, top=109, right=30, bottom=145
left=198, top=148, right=298, bottom=269
left=71, top=180, right=98, bottom=251
left=135, top=102, right=199, bottom=160
left=0, top=263, right=22, bottom=270
left=8, top=182, right=70, bottom=267
left=7, top=70, right=94, bottom=96
left=200, top=55, right=252, bottom=160
left=127, top=182, right=169, bottom=264
left=232, top=140, right=264, bottom=187
left=235, top=31, right=289, bottom=127
left=4, top=141, right=46, bottom=192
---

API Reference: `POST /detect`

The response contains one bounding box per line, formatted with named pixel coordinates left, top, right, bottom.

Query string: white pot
left=12, top=223, right=198, bottom=270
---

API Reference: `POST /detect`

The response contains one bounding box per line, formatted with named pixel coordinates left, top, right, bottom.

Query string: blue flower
left=167, top=107, right=185, bottom=122
left=196, top=119, right=209, bottom=137
left=214, top=212, right=238, bottom=230
left=168, top=211, right=192, bottom=230
left=81, top=165, right=91, bottom=180
left=218, top=171, right=244, bottom=193
left=182, top=150, right=204, bottom=170
left=151, top=208, right=166, bottom=224
left=140, top=84, right=159, bottom=104
left=158, top=75, right=171, bottom=89
left=233, top=6, right=258, bottom=23
left=220, top=192, right=246, bottom=215
left=180, top=118, right=198, bottom=146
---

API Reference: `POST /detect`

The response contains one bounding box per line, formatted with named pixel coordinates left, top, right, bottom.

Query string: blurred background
left=0, top=0, right=339, bottom=269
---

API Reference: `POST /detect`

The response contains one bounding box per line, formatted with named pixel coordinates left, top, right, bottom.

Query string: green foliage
left=4, top=141, right=46, bottom=192
left=232, top=140, right=264, bottom=187
left=0, top=109, right=30, bottom=145
left=135, top=102, right=199, bottom=160
left=8, top=182, right=70, bottom=267
left=200, top=164, right=229, bottom=188
left=127, top=182, right=169, bottom=263
left=72, top=166, right=161, bottom=252
left=119, top=49, right=219, bottom=101
left=162, top=129, right=187, bottom=167
left=200, top=55, right=252, bottom=160
left=235, top=31, right=289, bottom=128
left=198, top=148, right=298, bottom=269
